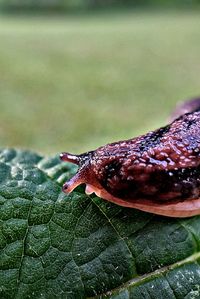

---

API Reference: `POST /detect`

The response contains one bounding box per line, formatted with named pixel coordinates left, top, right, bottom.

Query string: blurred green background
left=0, top=1, right=200, bottom=155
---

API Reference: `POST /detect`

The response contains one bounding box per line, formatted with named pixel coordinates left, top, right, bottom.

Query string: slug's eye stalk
left=60, top=152, right=80, bottom=165
left=60, top=151, right=94, bottom=167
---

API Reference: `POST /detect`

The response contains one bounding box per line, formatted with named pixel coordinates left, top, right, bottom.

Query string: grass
left=0, top=10, right=200, bottom=155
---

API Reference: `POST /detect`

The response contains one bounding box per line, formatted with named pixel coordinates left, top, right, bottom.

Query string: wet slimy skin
left=60, top=98, right=200, bottom=217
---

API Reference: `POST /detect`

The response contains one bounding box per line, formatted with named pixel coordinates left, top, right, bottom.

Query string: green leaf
left=1, top=148, right=200, bottom=298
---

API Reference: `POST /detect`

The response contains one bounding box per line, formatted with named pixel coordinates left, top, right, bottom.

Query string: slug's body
left=61, top=98, right=200, bottom=217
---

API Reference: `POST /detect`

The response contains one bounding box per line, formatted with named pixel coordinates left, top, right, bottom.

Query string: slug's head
left=60, top=151, right=102, bottom=195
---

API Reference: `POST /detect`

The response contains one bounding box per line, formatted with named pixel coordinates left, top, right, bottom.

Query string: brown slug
left=60, top=97, right=200, bottom=217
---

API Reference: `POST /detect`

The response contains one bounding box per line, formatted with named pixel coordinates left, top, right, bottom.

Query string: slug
left=60, top=97, right=200, bottom=217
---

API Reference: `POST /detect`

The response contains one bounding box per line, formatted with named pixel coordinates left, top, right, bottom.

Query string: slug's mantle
left=60, top=98, right=200, bottom=217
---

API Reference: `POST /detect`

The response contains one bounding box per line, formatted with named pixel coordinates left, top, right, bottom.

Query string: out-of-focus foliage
left=0, top=0, right=200, bottom=10
left=0, top=12, right=200, bottom=154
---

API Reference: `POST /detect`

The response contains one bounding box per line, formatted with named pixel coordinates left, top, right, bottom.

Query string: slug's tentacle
left=60, top=151, right=94, bottom=166
left=60, top=150, right=102, bottom=194
left=60, top=152, right=80, bottom=165
left=62, top=171, right=84, bottom=193
left=61, top=97, right=200, bottom=217
left=60, top=152, right=90, bottom=193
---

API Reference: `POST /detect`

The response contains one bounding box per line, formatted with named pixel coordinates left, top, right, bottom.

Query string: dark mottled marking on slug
left=100, top=166, right=200, bottom=202
left=103, top=160, right=121, bottom=179
left=186, top=118, right=196, bottom=129
left=138, top=125, right=171, bottom=153
left=78, top=150, right=94, bottom=166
